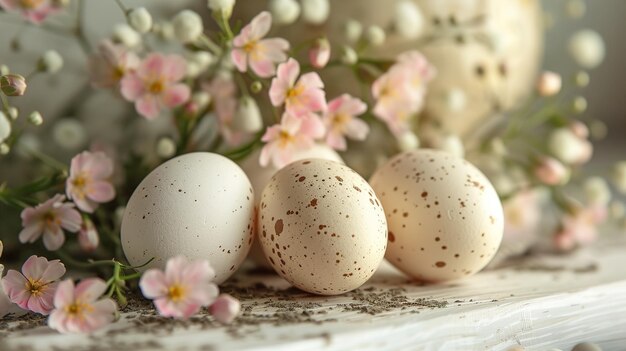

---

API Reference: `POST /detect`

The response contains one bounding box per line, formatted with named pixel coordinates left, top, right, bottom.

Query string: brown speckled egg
left=369, top=149, right=503, bottom=282
left=259, top=159, right=387, bottom=295
left=121, top=152, right=255, bottom=284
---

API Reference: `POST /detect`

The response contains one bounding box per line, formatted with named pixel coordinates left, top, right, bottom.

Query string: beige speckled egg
left=369, top=149, right=503, bottom=282
left=259, top=159, right=387, bottom=295
left=239, top=144, right=344, bottom=269
left=121, top=152, right=255, bottom=283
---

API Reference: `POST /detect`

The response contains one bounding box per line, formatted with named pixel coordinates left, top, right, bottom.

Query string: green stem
left=28, top=149, right=68, bottom=173
left=114, top=0, right=128, bottom=14
left=74, top=0, right=91, bottom=55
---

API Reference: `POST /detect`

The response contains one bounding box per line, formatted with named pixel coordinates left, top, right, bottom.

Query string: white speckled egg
left=121, top=152, right=255, bottom=283
left=259, top=159, right=387, bottom=295
left=369, top=149, right=503, bottom=282
left=239, top=144, right=344, bottom=268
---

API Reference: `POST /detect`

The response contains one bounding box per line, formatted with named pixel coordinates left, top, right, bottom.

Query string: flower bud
left=0, top=74, right=27, bottom=96
left=208, top=0, right=235, bottom=20
left=209, top=294, right=241, bottom=324
left=192, top=91, right=212, bottom=111
left=569, top=120, right=589, bottom=139
left=575, top=71, right=590, bottom=87
left=569, top=29, right=605, bottom=69
left=309, top=38, right=330, bottom=69
left=436, top=134, right=464, bottom=158
left=344, top=19, right=362, bottom=43
left=393, top=0, right=424, bottom=39
left=0, top=143, right=9, bottom=155
left=250, top=81, right=263, bottom=94
left=0, top=111, right=11, bottom=144
left=534, top=156, right=569, bottom=186
left=365, top=26, right=386, bottom=47
left=0, top=64, right=9, bottom=76
left=341, top=46, right=358, bottom=65
left=572, top=96, right=588, bottom=114
left=8, top=107, right=18, bottom=120
left=232, top=96, right=263, bottom=133
left=536, top=71, right=561, bottom=97
left=79, top=218, right=100, bottom=252
left=128, top=7, right=153, bottom=34
left=172, top=10, right=204, bottom=43
left=396, top=131, right=420, bottom=152
left=301, top=0, right=329, bottom=25
left=269, top=0, right=300, bottom=25
left=28, top=111, right=43, bottom=126
left=38, top=50, right=63, bottom=73
left=584, top=176, right=611, bottom=206
left=113, top=23, right=141, bottom=47
left=156, top=137, right=177, bottom=158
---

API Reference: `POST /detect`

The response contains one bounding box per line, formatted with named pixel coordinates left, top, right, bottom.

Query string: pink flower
left=48, top=278, right=117, bottom=334
left=78, top=218, right=99, bottom=252
left=0, top=0, right=60, bottom=24
left=205, top=76, right=245, bottom=146
left=503, top=191, right=540, bottom=246
left=88, top=40, right=140, bottom=88
left=1, top=255, right=65, bottom=315
left=18, top=194, right=82, bottom=251
left=139, top=256, right=219, bottom=319
left=269, top=58, right=326, bottom=117
left=66, top=151, right=116, bottom=213
left=372, top=50, right=434, bottom=136
left=209, top=294, right=240, bottom=324
left=231, top=11, right=289, bottom=78
left=536, top=71, right=562, bottom=97
left=309, top=38, right=331, bottom=69
left=121, top=53, right=191, bottom=119
left=553, top=206, right=605, bottom=251
left=260, top=112, right=325, bottom=168
left=534, top=156, right=569, bottom=186
left=323, top=94, right=369, bottom=151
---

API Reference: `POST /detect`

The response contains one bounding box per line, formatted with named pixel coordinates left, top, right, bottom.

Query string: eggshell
left=121, top=152, right=255, bottom=283
left=369, top=149, right=503, bottom=282
left=259, top=159, right=387, bottom=295
left=239, top=145, right=344, bottom=269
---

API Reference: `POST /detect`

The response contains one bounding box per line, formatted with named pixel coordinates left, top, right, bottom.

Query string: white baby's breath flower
left=156, top=137, right=176, bottom=158
left=344, top=19, right=362, bottom=43
left=365, top=26, right=386, bottom=46
left=584, top=176, right=611, bottom=206
left=208, top=0, right=235, bottom=19
left=611, top=161, right=626, bottom=194
left=435, top=134, right=464, bottom=158
left=38, top=50, right=63, bottom=73
left=128, top=7, right=153, bottom=34
left=548, top=128, right=591, bottom=164
left=52, top=118, right=87, bottom=150
left=27, top=111, right=43, bottom=126
left=172, top=10, right=203, bottom=43
left=341, top=46, right=358, bottom=65
left=301, top=0, right=329, bottom=25
left=569, top=29, right=605, bottom=69
left=232, top=96, right=263, bottom=133
left=396, top=131, right=420, bottom=152
left=153, top=21, right=175, bottom=41
left=0, top=111, right=11, bottom=144
left=444, top=88, right=466, bottom=112
left=7, top=107, right=18, bottom=120
left=113, top=23, right=141, bottom=47
left=269, top=0, right=300, bottom=25
left=537, top=71, right=562, bottom=97
left=393, top=0, right=424, bottom=39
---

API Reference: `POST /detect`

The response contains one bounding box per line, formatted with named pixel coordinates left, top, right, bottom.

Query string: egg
left=259, top=158, right=387, bottom=295
left=239, top=145, right=344, bottom=269
left=121, top=152, right=255, bottom=283
left=369, top=149, right=503, bottom=282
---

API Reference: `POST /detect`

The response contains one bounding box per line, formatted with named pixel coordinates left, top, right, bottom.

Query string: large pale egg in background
left=369, top=149, right=503, bottom=282
left=259, top=159, right=388, bottom=295
left=121, top=152, right=255, bottom=284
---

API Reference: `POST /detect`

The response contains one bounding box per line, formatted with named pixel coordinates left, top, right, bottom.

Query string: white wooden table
left=2, top=236, right=626, bottom=351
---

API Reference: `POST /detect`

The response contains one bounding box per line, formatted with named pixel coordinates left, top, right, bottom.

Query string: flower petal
left=230, top=49, right=248, bottom=73
left=161, top=84, right=191, bottom=108
left=139, top=269, right=168, bottom=299
left=75, top=278, right=107, bottom=303
left=53, top=279, right=75, bottom=308
left=120, top=74, right=145, bottom=101
left=42, top=226, right=65, bottom=251
left=22, top=255, right=49, bottom=280
left=18, top=223, right=43, bottom=244
left=136, top=95, right=161, bottom=119
left=86, top=181, right=116, bottom=203
left=249, top=11, right=272, bottom=40
left=41, top=260, right=66, bottom=282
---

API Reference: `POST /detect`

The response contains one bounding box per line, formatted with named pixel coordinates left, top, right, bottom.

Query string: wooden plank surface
left=1, top=236, right=625, bottom=351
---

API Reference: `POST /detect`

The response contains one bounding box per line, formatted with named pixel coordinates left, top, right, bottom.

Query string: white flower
left=232, top=96, right=263, bottom=133
left=154, top=21, right=175, bottom=41
left=365, top=26, right=386, bottom=47
left=344, top=19, right=362, bottom=43
left=569, top=30, right=605, bottom=69
left=128, top=7, right=153, bottom=34
left=156, top=137, right=176, bottom=158
left=611, top=161, right=626, bottom=193
left=269, top=0, right=300, bottom=25
left=396, top=131, right=419, bottom=152
left=27, top=111, right=43, bottom=126
left=52, top=118, right=87, bottom=151
left=208, top=0, right=235, bottom=19
left=38, top=50, right=63, bottom=73
left=341, top=46, right=358, bottom=65
left=537, top=71, right=562, bottom=97
left=113, top=23, right=141, bottom=47
left=301, top=0, right=329, bottom=25
left=393, top=0, right=424, bottom=39
left=172, top=10, right=203, bottom=43
left=0, top=111, right=11, bottom=144
left=435, top=134, right=464, bottom=158
left=444, top=88, right=466, bottom=112
left=547, top=128, right=592, bottom=164
left=584, top=176, right=611, bottom=206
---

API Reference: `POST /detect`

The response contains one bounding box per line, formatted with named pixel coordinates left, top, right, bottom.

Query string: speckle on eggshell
left=369, top=149, right=504, bottom=282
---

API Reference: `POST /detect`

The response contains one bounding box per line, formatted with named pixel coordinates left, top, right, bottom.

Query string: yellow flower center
left=72, top=173, right=88, bottom=199
left=26, top=279, right=47, bottom=296
left=332, top=113, right=350, bottom=132
left=148, top=80, right=164, bottom=94
left=65, top=300, right=93, bottom=316
left=286, top=85, right=304, bottom=100
left=278, top=130, right=294, bottom=148
left=167, top=284, right=185, bottom=302
left=43, top=212, right=60, bottom=226
left=113, top=66, right=125, bottom=81
left=243, top=40, right=257, bottom=53
left=20, top=0, right=44, bottom=9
